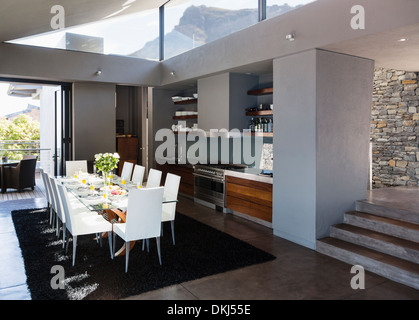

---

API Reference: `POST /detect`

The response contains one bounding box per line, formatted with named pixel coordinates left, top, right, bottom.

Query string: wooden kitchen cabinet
left=156, top=164, right=194, bottom=197
left=116, top=136, right=138, bottom=176
left=225, top=175, right=272, bottom=223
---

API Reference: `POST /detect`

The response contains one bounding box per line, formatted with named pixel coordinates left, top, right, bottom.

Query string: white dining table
left=57, top=173, right=177, bottom=256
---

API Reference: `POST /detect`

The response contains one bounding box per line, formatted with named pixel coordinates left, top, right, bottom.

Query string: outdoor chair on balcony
left=23, top=155, right=37, bottom=160
left=3, top=158, right=37, bottom=192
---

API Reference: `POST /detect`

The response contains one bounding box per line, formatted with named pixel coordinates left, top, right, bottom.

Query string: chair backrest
left=18, top=158, right=37, bottom=185
left=57, top=183, right=76, bottom=234
left=23, top=155, right=38, bottom=160
left=163, top=173, right=181, bottom=221
left=146, top=168, right=162, bottom=188
left=40, top=171, right=52, bottom=204
left=66, top=160, right=88, bottom=177
left=131, top=165, right=145, bottom=185
left=125, top=187, right=164, bottom=241
left=49, top=176, right=65, bottom=222
left=121, top=161, right=134, bottom=181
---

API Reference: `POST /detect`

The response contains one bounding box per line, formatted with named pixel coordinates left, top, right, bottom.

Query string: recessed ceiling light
left=286, top=33, right=296, bottom=41
left=398, top=38, right=408, bottom=42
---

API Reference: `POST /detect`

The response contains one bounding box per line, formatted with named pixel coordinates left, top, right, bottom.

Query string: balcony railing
left=0, top=140, right=52, bottom=174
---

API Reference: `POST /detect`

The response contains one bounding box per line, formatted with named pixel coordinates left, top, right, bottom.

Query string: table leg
left=101, top=209, right=135, bottom=257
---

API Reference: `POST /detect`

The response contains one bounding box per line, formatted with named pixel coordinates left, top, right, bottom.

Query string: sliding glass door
left=54, top=84, right=72, bottom=176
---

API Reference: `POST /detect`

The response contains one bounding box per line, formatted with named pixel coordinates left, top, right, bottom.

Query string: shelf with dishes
left=172, top=94, right=198, bottom=105
left=247, top=87, right=273, bottom=96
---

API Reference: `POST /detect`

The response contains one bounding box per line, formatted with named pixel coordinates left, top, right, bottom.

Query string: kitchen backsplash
left=260, top=143, right=273, bottom=171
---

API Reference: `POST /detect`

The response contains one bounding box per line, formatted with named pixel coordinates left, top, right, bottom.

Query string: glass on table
left=137, top=182, right=142, bottom=189
left=89, top=183, right=95, bottom=194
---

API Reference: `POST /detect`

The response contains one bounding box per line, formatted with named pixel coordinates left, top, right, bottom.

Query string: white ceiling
left=0, top=0, right=168, bottom=43
left=322, top=23, right=419, bottom=72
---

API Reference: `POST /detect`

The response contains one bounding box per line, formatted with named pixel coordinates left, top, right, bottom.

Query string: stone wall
left=371, top=68, right=419, bottom=188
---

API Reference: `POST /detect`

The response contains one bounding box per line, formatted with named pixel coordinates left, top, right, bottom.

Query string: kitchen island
left=224, top=168, right=273, bottom=227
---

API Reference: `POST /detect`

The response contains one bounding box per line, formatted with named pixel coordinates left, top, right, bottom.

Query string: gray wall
left=73, top=82, right=116, bottom=162
left=315, top=50, right=374, bottom=239
left=273, top=49, right=374, bottom=249
left=273, top=50, right=317, bottom=248
left=198, top=72, right=258, bottom=132
left=198, top=73, right=230, bottom=132
left=0, top=42, right=160, bottom=86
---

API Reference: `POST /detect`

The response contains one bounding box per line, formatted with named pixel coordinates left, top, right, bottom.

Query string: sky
left=10, top=0, right=315, bottom=58
left=0, top=83, right=40, bottom=117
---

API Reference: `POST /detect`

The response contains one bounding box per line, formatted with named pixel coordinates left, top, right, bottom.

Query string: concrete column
left=72, top=82, right=116, bottom=162
left=272, top=49, right=374, bottom=249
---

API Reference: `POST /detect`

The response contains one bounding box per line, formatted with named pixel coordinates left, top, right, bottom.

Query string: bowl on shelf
left=193, top=93, right=198, bottom=99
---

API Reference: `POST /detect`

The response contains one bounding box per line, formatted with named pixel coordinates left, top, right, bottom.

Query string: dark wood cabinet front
left=156, top=164, right=194, bottom=197
left=117, top=137, right=138, bottom=176
left=225, top=175, right=272, bottom=223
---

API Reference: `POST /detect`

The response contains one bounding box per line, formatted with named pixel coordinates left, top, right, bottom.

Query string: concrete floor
left=1, top=189, right=418, bottom=300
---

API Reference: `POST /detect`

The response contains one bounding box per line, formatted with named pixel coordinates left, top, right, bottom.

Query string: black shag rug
left=12, top=208, right=275, bottom=300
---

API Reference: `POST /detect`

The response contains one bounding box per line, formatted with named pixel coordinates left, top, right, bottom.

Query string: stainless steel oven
left=193, top=165, right=225, bottom=208
left=193, top=164, right=248, bottom=210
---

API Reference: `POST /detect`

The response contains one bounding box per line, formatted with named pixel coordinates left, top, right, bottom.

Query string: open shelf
left=173, top=98, right=198, bottom=105
left=247, top=87, right=273, bottom=96
left=245, top=110, right=273, bottom=117
left=252, top=132, right=273, bottom=137
left=173, top=115, right=198, bottom=120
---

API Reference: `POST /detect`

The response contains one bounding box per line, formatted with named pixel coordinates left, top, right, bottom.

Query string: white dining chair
left=49, top=176, right=67, bottom=245
left=57, top=183, right=114, bottom=266
left=40, top=170, right=54, bottom=226
left=46, top=174, right=60, bottom=231
left=145, top=168, right=162, bottom=188
left=66, top=160, right=88, bottom=177
left=113, top=187, right=164, bottom=272
left=161, top=173, right=181, bottom=245
left=131, top=164, right=145, bottom=186
left=121, top=161, right=134, bottom=181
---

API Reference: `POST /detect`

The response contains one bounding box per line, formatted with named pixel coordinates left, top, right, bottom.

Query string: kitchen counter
left=225, top=168, right=273, bottom=184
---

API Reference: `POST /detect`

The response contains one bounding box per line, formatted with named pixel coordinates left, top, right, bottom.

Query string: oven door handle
left=193, top=173, right=224, bottom=183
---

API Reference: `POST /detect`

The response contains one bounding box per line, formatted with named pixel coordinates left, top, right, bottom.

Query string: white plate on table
left=65, top=182, right=81, bottom=189
left=73, top=187, right=90, bottom=197
left=83, top=194, right=103, bottom=205
left=60, top=177, right=77, bottom=182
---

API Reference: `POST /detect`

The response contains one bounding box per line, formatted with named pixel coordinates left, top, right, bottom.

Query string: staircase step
left=317, top=237, right=419, bottom=290
left=356, top=200, right=419, bottom=224
left=344, top=211, right=419, bottom=243
left=331, top=224, right=419, bottom=264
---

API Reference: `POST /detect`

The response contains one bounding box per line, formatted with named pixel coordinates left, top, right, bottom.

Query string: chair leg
left=161, top=222, right=164, bottom=237
left=65, top=233, right=71, bottom=253
left=142, top=239, right=145, bottom=251
left=72, top=236, right=78, bottom=267
left=48, top=204, right=52, bottom=225
left=171, top=220, right=175, bottom=246
left=112, top=232, right=116, bottom=257
left=99, top=233, right=103, bottom=247
left=62, top=224, right=66, bottom=249
left=125, top=241, right=130, bottom=273
left=146, top=239, right=150, bottom=252
left=56, top=218, right=60, bottom=237
left=108, top=232, right=113, bottom=260
left=156, top=237, right=162, bottom=265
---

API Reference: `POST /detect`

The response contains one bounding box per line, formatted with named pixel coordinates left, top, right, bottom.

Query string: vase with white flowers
left=94, top=153, right=120, bottom=186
